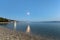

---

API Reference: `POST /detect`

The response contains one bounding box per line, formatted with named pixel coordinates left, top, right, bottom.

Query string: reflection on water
left=0, top=22, right=9, bottom=27
left=26, top=25, right=31, bottom=33
left=0, top=22, right=60, bottom=39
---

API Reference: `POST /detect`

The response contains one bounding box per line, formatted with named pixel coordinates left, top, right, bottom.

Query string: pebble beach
left=0, top=27, right=60, bottom=40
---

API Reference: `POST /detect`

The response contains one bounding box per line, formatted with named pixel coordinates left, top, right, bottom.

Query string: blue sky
left=0, top=0, right=60, bottom=21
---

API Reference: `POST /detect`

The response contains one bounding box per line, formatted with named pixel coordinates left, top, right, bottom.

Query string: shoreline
left=0, top=22, right=9, bottom=23
left=0, top=21, right=13, bottom=24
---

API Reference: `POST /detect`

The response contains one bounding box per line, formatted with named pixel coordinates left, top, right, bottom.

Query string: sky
left=0, top=0, right=60, bottom=21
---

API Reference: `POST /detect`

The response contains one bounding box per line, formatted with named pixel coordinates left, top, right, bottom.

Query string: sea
left=0, top=21, right=60, bottom=39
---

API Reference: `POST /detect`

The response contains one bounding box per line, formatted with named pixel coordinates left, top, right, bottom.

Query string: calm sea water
left=0, top=22, right=60, bottom=38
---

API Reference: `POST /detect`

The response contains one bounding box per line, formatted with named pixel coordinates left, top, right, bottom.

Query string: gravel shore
left=0, top=27, right=60, bottom=40
left=0, top=27, right=39, bottom=40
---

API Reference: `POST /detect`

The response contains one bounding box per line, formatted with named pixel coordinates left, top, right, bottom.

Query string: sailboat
left=26, top=25, right=31, bottom=33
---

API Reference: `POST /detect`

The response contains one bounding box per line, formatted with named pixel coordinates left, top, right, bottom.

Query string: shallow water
left=0, top=22, right=60, bottom=38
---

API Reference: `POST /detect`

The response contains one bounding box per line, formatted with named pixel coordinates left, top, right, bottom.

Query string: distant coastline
left=0, top=17, right=14, bottom=24
left=0, top=17, right=15, bottom=22
left=0, top=17, right=60, bottom=23
left=31, top=21, right=60, bottom=23
left=40, top=21, right=60, bottom=23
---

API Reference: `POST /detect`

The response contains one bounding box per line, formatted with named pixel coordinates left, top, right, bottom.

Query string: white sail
left=14, top=21, right=16, bottom=29
left=26, top=25, right=31, bottom=33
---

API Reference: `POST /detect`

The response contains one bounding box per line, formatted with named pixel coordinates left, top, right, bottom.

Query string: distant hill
left=31, top=21, right=60, bottom=23
left=0, top=17, right=15, bottom=24
left=0, top=17, right=9, bottom=22
left=0, top=17, right=15, bottom=22
left=41, top=21, right=60, bottom=23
